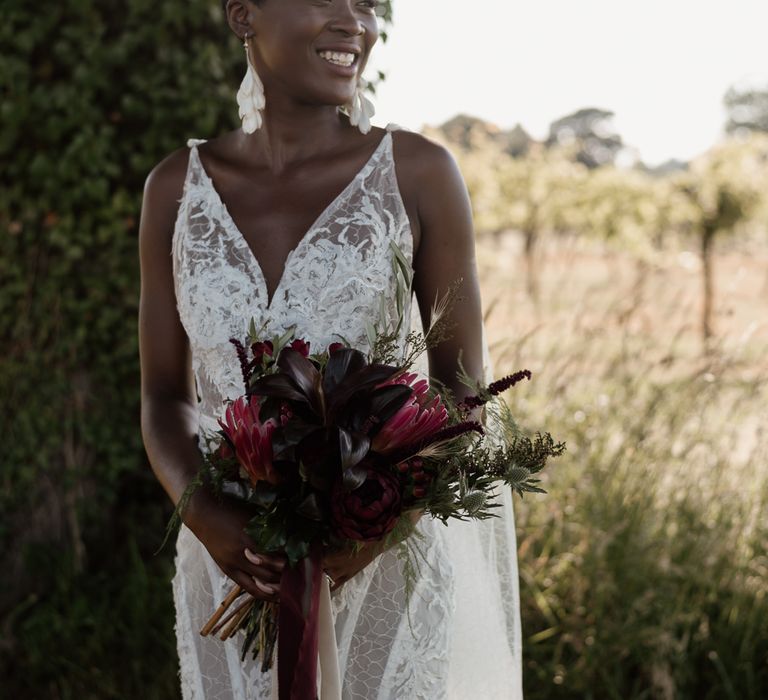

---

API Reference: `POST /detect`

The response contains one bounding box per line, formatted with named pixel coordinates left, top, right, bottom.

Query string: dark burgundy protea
left=330, top=461, right=402, bottom=542
left=217, top=395, right=280, bottom=487
left=371, top=372, right=448, bottom=454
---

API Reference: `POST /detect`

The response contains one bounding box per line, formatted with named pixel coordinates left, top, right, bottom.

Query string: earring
left=345, top=77, right=376, bottom=135
left=237, top=35, right=265, bottom=134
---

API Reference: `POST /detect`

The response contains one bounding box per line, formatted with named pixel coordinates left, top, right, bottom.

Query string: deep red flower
left=251, top=340, right=274, bottom=366
left=371, top=372, right=448, bottom=454
left=327, top=342, right=345, bottom=354
left=330, top=462, right=402, bottom=542
left=288, top=338, right=311, bottom=357
left=217, top=395, right=280, bottom=486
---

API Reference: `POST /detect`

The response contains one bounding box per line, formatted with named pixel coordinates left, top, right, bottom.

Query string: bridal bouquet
left=165, top=242, right=565, bottom=699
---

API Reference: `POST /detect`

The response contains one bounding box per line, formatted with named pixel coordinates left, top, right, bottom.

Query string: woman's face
left=243, top=0, right=380, bottom=109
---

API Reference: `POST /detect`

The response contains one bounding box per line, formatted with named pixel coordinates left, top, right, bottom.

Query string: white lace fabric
left=170, top=123, right=523, bottom=699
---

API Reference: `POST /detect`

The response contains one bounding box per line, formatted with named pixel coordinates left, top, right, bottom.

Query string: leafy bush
left=1, top=0, right=243, bottom=693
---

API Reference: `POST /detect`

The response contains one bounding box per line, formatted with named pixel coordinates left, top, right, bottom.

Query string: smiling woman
left=138, top=1, right=522, bottom=698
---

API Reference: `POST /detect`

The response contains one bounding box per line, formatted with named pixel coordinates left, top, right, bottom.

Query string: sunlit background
left=369, top=0, right=768, bottom=166
left=370, top=1, right=768, bottom=696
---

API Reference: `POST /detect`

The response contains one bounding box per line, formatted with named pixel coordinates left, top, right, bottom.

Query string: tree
left=545, top=107, right=626, bottom=169
left=433, top=114, right=533, bottom=158
left=673, top=133, right=768, bottom=350
left=724, top=82, right=768, bottom=135
left=493, top=143, right=588, bottom=306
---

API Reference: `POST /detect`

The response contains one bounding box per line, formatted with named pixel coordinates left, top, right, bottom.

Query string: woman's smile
left=316, top=44, right=361, bottom=76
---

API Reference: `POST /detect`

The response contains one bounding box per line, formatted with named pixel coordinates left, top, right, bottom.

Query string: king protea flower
left=217, top=395, right=280, bottom=486
left=371, top=372, right=448, bottom=454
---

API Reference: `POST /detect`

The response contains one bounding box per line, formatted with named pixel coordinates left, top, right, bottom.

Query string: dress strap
left=183, top=138, right=208, bottom=189
left=173, top=140, right=208, bottom=261
left=385, top=122, right=407, bottom=132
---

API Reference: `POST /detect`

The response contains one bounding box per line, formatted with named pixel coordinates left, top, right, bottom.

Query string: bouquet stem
left=200, top=584, right=243, bottom=637
left=219, top=597, right=255, bottom=640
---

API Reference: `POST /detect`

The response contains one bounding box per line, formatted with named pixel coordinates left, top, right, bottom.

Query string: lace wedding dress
left=170, top=122, right=524, bottom=699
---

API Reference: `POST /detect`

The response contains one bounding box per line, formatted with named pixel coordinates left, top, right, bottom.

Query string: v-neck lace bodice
left=172, top=122, right=413, bottom=440
left=187, top=129, right=394, bottom=311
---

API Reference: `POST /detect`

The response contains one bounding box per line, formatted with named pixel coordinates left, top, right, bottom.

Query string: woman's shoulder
left=144, top=136, right=206, bottom=197
left=140, top=140, right=203, bottom=248
left=389, top=126, right=465, bottom=211
left=390, top=126, right=456, bottom=171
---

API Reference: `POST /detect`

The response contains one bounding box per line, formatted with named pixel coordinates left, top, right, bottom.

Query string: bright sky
left=367, top=0, right=768, bottom=166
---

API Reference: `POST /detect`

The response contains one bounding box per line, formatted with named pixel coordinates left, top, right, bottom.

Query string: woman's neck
left=237, top=102, right=356, bottom=175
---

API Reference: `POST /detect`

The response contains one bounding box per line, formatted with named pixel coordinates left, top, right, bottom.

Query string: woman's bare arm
left=138, top=149, right=286, bottom=601
left=408, top=135, right=485, bottom=404
left=138, top=150, right=203, bottom=513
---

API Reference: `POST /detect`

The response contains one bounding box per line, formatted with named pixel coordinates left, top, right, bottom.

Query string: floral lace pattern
left=170, top=123, right=460, bottom=699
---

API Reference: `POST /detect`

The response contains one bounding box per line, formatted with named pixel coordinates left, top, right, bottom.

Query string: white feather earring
left=345, top=77, right=376, bottom=135
left=237, top=35, right=265, bottom=134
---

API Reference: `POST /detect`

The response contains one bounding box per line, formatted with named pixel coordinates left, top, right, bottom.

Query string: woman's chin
left=309, top=88, right=356, bottom=111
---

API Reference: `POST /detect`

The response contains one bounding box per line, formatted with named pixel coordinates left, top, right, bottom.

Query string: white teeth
left=318, top=50, right=356, bottom=67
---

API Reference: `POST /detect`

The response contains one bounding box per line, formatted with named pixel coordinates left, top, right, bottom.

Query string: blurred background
left=1, top=0, right=766, bottom=697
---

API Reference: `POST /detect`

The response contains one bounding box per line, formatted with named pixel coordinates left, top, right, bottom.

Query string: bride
left=138, top=0, right=523, bottom=697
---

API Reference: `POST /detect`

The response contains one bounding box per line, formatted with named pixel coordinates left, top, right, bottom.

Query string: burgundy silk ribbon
left=277, top=540, right=324, bottom=700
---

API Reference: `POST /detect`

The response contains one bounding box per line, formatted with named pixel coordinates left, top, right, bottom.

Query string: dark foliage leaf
left=322, top=347, right=368, bottom=396
left=250, top=482, right=279, bottom=509
left=277, top=348, right=326, bottom=417
left=296, top=428, right=337, bottom=492
left=338, top=427, right=370, bottom=471
left=346, top=384, right=413, bottom=434
left=281, top=414, right=322, bottom=446
left=342, top=463, right=368, bottom=491
left=284, top=535, right=310, bottom=565
left=327, top=364, right=401, bottom=418
left=295, top=493, right=323, bottom=521
left=249, top=373, right=307, bottom=404
left=263, top=528, right=288, bottom=551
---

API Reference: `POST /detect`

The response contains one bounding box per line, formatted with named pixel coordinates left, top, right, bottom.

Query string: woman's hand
left=187, top=490, right=287, bottom=603
left=322, top=509, right=424, bottom=592
left=321, top=540, right=384, bottom=592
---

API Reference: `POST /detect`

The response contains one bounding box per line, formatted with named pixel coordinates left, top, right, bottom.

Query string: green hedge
left=2, top=1, right=256, bottom=694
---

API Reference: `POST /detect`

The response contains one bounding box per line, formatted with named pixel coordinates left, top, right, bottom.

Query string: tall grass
left=480, top=235, right=768, bottom=699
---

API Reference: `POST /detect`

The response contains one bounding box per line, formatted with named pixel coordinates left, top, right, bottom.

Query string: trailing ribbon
left=277, top=540, right=324, bottom=700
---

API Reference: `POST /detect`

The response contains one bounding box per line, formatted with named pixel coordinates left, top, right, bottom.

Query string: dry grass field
left=477, top=233, right=768, bottom=699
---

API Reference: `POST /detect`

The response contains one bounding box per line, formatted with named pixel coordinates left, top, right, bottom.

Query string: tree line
left=426, top=91, right=768, bottom=352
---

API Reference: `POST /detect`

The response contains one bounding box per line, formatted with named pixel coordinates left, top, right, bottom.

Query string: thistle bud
left=462, top=490, right=487, bottom=516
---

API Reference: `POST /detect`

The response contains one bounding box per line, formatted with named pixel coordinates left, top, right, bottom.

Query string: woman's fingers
left=230, top=569, right=279, bottom=603
left=244, top=548, right=287, bottom=576
left=230, top=569, right=267, bottom=601
left=252, top=575, right=280, bottom=602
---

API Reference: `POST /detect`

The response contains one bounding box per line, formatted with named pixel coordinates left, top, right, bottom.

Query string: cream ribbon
left=269, top=575, right=341, bottom=699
